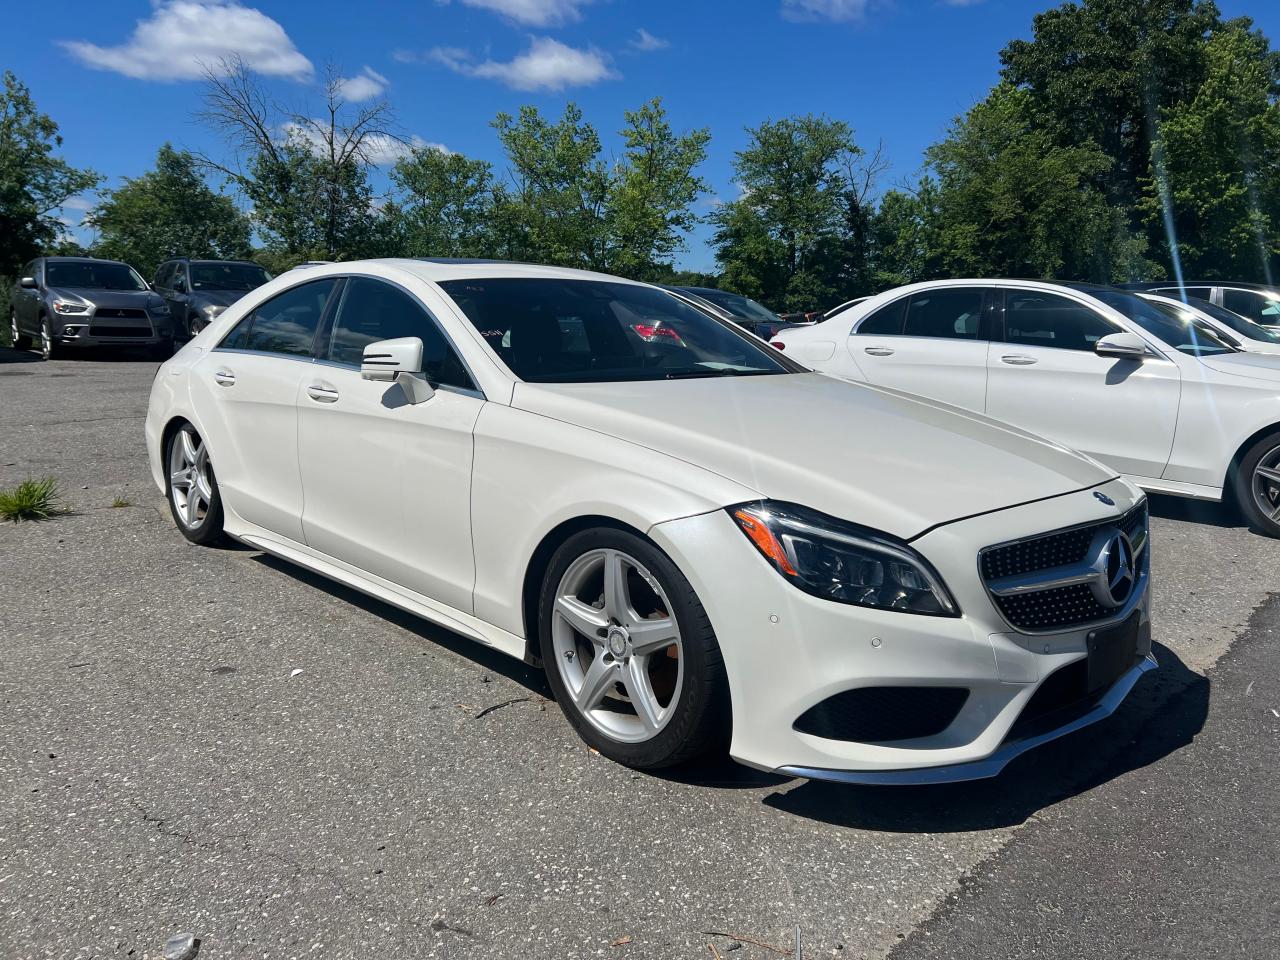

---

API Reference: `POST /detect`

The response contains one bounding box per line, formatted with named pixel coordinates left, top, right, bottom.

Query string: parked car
left=153, top=258, right=272, bottom=338
left=773, top=278, right=1280, bottom=536
left=659, top=286, right=795, bottom=340
left=1121, top=281, right=1280, bottom=331
left=8, top=256, right=174, bottom=360
left=1138, top=292, right=1280, bottom=355
left=147, top=259, right=1154, bottom=784
left=823, top=296, right=872, bottom=321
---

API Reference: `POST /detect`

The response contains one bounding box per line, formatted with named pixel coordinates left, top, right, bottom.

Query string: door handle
left=213, top=369, right=236, bottom=386
left=306, top=383, right=340, bottom=404
left=1001, top=355, right=1038, bottom=366
left=863, top=346, right=895, bottom=357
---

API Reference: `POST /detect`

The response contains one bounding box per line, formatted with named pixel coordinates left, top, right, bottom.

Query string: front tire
left=166, top=423, right=226, bottom=546
left=9, top=311, right=32, bottom=350
left=39, top=316, right=61, bottom=360
left=539, top=528, right=729, bottom=769
left=1234, top=431, right=1280, bottom=537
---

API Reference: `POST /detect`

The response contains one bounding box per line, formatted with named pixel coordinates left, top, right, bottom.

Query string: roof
left=1120, top=280, right=1280, bottom=293
left=346, top=258, right=651, bottom=286
left=41, top=256, right=126, bottom=265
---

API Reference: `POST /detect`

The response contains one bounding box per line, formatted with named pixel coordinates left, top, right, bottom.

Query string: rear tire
left=165, top=423, right=227, bottom=546
left=539, top=527, right=730, bottom=770
left=9, top=311, right=32, bottom=350
left=1232, top=431, right=1280, bottom=537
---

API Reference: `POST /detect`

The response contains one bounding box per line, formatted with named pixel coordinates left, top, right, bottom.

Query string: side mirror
left=1095, top=332, right=1147, bottom=360
left=19, top=276, right=37, bottom=289
left=173, top=277, right=186, bottom=293
left=361, top=337, right=434, bottom=403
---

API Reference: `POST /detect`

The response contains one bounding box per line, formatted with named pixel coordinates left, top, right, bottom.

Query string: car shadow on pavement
left=760, top=640, right=1208, bottom=832
left=1147, top=492, right=1244, bottom=529
left=250, top=553, right=552, bottom=697
left=0, top=345, right=43, bottom=364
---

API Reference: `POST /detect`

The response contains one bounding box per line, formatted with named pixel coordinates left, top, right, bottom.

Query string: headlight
left=52, top=300, right=89, bottom=315
left=199, top=304, right=226, bottom=318
left=730, top=501, right=959, bottom=616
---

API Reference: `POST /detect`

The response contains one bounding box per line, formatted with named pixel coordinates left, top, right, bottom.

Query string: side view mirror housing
left=361, top=337, right=435, bottom=404
left=19, top=276, right=37, bottom=289
left=173, top=278, right=186, bottom=293
left=1095, top=332, right=1147, bottom=360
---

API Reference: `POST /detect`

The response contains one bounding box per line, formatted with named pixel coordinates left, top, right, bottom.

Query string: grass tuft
left=110, top=496, right=131, bottom=508
left=0, top=477, right=64, bottom=522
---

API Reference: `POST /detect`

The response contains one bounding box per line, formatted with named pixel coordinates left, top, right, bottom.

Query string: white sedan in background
left=1139, top=291, right=1280, bottom=355
left=147, top=259, right=1154, bottom=784
left=772, top=278, right=1280, bottom=536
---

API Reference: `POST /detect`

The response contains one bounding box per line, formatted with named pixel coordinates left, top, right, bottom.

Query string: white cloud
left=61, top=1, right=312, bottom=81
left=60, top=195, right=96, bottom=212
left=281, top=122, right=446, bottom=166
left=630, top=28, right=670, bottom=52
left=941, top=0, right=985, bottom=5
left=428, top=37, right=616, bottom=91
left=781, top=0, right=871, bottom=22
left=338, top=66, right=388, bottom=102
left=442, top=0, right=593, bottom=27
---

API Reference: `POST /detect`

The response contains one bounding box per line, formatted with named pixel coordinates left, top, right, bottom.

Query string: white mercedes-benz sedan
left=1139, top=291, right=1280, bottom=356
left=773, top=278, right=1280, bottom=538
left=146, top=259, right=1154, bottom=784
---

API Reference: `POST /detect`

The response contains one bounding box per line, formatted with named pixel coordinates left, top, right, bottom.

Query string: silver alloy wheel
left=551, top=548, right=684, bottom=743
left=168, top=425, right=214, bottom=529
left=1251, top=444, right=1280, bottom=523
left=9, top=312, right=18, bottom=347
left=40, top=318, right=53, bottom=360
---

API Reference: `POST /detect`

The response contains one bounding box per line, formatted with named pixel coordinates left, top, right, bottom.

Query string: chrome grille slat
left=980, top=501, right=1149, bottom=633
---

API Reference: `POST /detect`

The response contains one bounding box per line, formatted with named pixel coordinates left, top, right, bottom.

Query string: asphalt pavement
left=0, top=346, right=1275, bottom=959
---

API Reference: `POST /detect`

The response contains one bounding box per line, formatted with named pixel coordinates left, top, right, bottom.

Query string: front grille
left=94, top=307, right=148, bottom=319
left=89, top=325, right=152, bottom=338
left=793, top=686, right=969, bottom=743
left=980, top=501, right=1148, bottom=633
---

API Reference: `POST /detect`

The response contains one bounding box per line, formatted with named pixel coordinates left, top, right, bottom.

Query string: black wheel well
left=1226, top=423, right=1280, bottom=500
left=520, top=515, right=649, bottom=666
left=159, top=416, right=192, bottom=482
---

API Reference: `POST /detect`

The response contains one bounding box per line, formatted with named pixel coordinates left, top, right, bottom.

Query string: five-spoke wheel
left=166, top=423, right=225, bottom=545
left=9, top=311, right=32, bottom=350
left=540, top=528, right=728, bottom=769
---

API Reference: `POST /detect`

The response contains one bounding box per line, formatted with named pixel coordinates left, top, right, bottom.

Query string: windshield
left=439, top=278, right=797, bottom=383
left=191, top=262, right=271, bottom=291
left=45, top=261, right=147, bottom=292
left=686, top=288, right=779, bottom=324
left=1090, top=288, right=1236, bottom=356
left=1183, top=297, right=1280, bottom=344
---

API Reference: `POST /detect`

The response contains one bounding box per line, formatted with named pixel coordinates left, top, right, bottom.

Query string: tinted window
left=687, top=288, right=779, bottom=324
left=45, top=261, right=147, bottom=291
left=191, top=262, right=272, bottom=291
left=153, top=263, right=173, bottom=289
left=221, top=278, right=337, bottom=356
left=1090, top=288, right=1235, bottom=356
left=1004, top=291, right=1118, bottom=351
left=855, top=298, right=906, bottom=335
left=903, top=289, right=985, bottom=340
left=439, top=278, right=795, bottom=383
left=1186, top=297, right=1280, bottom=343
left=327, top=277, right=474, bottom=390
left=1151, top=286, right=1213, bottom=301
left=1223, top=288, right=1280, bottom=324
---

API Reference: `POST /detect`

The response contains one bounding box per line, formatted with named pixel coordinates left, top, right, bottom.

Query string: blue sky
left=4, top=0, right=1278, bottom=271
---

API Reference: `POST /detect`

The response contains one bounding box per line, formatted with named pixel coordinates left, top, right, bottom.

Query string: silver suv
left=9, top=256, right=175, bottom=360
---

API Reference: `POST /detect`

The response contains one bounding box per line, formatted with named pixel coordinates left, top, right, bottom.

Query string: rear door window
left=854, top=298, right=907, bottom=335
left=902, top=289, right=986, bottom=340
left=1223, top=288, right=1280, bottom=324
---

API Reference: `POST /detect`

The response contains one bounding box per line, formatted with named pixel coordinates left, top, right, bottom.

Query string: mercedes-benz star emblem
left=1094, top=491, right=1116, bottom=506
left=1086, top=528, right=1136, bottom=608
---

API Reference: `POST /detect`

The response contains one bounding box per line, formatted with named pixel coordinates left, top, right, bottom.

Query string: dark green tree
left=607, top=98, right=710, bottom=280
left=88, top=144, right=252, bottom=277
left=1138, top=18, right=1280, bottom=278
left=0, top=71, right=100, bottom=282
left=711, top=115, right=864, bottom=310
left=390, top=147, right=496, bottom=259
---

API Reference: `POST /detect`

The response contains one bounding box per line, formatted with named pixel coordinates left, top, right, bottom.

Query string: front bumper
left=650, top=477, right=1153, bottom=783
left=54, top=315, right=172, bottom=347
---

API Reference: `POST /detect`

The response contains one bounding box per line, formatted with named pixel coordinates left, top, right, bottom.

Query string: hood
left=1199, top=351, right=1280, bottom=383
left=48, top=286, right=165, bottom=311
left=190, top=289, right=248, bottom=309
left=512, top=372, right=1114, bottom=540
